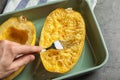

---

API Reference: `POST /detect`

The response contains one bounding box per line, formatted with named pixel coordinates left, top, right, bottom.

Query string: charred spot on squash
left=3, top=27, right=28, bottom=44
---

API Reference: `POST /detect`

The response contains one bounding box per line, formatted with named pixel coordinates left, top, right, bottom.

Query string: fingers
left=8, top=54, right=35, bottom=70
left=0, top=40, right=41, bottom=61
left=0, top=40, right=42, bottom=56
left=0, top=40, right=41, bottom=79
left=12, top=45, right=42, bottom=56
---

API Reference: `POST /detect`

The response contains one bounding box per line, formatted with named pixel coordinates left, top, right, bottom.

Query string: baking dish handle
left=86, top=0, right=97, bottom=11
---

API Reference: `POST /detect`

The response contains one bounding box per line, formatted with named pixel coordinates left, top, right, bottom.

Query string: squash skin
left=0, top=16, right=36, bottom=80
left=39, top=8, right=86, bottom=73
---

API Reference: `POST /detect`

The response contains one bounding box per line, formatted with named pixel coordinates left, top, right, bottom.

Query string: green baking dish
left=0, top=0, right=109, bottom=80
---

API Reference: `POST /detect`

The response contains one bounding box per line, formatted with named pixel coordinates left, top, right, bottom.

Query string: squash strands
left=39, top=8, right=86, bottom=73
left=0, top=16, right=36, bottom=80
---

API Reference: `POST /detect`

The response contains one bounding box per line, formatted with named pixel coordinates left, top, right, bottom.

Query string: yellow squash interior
left=2, top=27, right=28, bottom=44
left=39, top=8, right=86, bottom=73
left=0, top=16, right=36, bottom=80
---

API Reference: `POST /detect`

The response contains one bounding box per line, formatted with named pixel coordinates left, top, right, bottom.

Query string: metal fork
left=41, top=40, right=63, bottom=52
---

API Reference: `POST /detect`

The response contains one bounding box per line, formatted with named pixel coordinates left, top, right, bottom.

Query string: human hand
left=0, top=40, right=42, bottom=79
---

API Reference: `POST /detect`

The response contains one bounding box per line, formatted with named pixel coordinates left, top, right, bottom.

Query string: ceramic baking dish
left=0, top=0, right=109, bottom=80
